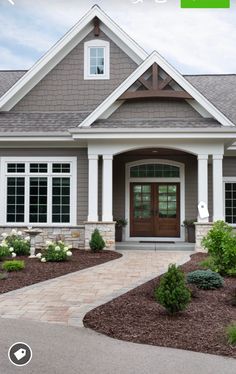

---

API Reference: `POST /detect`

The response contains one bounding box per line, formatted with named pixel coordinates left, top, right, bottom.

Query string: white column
left=212, top=154, right=224, bottom=221
left=88, top=154, right=98, bottom=222
left=102, top=155, right=113, bottom=222
left=198, top=154, right=209, bottom=222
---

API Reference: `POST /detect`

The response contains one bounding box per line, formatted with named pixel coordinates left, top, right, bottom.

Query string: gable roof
left=0, top=5, right=147, bottom=112
left=78, top=52, right=235, bottom=128
left=185, top=75, right=236, bottom=125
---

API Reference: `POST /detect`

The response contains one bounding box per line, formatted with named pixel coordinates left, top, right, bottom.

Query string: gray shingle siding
left=108, top=99, right=202, bottom=120
left=11, top=31, right=137, bottom=113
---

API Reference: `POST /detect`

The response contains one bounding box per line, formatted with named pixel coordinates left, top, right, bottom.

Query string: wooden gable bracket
left=119, top=63, right=192, bottom=100
left=93, top=17, right=100, bottom=37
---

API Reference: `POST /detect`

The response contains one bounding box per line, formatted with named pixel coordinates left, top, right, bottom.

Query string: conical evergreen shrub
left=155, top=264, right=191, bottom=314
left=89, top=229, right=105, bottom=252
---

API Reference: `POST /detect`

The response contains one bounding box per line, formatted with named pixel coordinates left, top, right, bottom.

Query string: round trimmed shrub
left=187, top=269, right=223, bottom=290
left=155, top=264, right=191, bottom=314
left=2, top=260, right=25, bottom=272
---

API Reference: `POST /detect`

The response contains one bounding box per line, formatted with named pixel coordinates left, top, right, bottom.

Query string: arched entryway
left=113, top=148, right=199, bottom=242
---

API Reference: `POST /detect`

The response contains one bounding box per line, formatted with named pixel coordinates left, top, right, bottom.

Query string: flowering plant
left=0, top=240, right=16, bottom=260
left=38, top=240, right=73, bottom=263
left=1, top=229, right=30, bottom=256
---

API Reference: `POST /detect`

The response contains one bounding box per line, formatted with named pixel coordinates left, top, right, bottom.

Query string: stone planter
left=115, top=226, right=123, bottom=242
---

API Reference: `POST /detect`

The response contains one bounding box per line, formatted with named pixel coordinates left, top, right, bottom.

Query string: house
left=0, top=5, right=236, bottom=251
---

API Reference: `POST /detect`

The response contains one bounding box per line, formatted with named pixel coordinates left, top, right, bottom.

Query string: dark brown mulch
left=0, top=250, right=121, bottom=294
left=84, top=253, right=236, bottom=358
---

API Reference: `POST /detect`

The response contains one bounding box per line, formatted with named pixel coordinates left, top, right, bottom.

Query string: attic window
left=84, top=40, right=110, bottom=80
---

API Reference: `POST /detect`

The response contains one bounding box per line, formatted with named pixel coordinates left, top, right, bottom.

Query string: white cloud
left=1, top=0, right=236, bottom=73
left=0, top=46, right=34, bottom=70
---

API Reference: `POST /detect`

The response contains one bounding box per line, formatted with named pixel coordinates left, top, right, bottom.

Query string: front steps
left=116, top=241, right=195, bottom=251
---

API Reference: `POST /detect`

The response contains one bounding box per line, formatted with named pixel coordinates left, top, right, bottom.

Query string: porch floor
left=115, top=241, right=195, bottom=251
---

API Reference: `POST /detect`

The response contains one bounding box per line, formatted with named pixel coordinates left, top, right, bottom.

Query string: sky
left=0, top=0, right=236, bottom=74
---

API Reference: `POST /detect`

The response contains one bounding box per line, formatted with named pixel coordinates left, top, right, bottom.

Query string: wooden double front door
left=130, top=182, right=180, bottom=238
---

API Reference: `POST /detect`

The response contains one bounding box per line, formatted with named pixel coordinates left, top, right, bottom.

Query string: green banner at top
left=181, top=0, right=230, bottom=7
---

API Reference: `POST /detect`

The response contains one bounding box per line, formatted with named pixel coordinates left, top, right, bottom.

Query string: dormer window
left=84, top=40, right=110, bottom=80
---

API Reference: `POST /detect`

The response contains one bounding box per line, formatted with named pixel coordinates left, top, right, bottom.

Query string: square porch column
left=102, top=154, right=113, bottom=222
left=197, top=154, right=209, bottom=222
left=87, top=154, right=98, bottom=222
left=212, top=154, right=224, bottom=221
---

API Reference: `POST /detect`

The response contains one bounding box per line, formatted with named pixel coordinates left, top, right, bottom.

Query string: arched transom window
left=130, top=164, right=180, bottom=178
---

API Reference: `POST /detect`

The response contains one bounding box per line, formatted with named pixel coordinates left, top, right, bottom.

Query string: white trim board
left=78, top=51, right=235, bottom=128
left=0, top=5, right=147, bottom=111
left=125, top=159, right=185, bottom=242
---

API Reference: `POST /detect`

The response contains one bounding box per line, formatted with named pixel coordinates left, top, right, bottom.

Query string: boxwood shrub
left=2, top=260, right=25, bottom=272
left=187, top=269, right=224, bottom=290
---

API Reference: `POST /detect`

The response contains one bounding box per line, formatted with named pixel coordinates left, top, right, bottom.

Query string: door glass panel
left=133, top=185, right=152, bottom=219
left=158, top=185, right=177, bottom=218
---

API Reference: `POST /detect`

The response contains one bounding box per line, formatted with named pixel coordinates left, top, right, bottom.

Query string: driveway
left=1, top=318, right=235, bottom=374
left=0, top=250, right=191, bottom=326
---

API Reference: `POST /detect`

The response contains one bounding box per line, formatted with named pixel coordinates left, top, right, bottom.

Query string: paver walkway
left=0, top=250, right=192, bottom=327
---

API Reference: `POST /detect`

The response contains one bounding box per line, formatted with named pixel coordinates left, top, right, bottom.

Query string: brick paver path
left=0, top=250, right=192, bottom=327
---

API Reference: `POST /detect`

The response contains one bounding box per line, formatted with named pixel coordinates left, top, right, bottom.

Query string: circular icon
left=8, top=342, right=32, bottom=367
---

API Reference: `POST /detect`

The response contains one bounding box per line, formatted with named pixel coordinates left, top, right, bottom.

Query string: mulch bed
left=84, top=253, right=236, bottom=358
left=0, top=250, right=121, bottom=294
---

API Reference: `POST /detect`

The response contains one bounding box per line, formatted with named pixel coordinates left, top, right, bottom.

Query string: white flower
left=25, top=236, right=30, bottom=241
left=17, top=231, right=22, bottom=236
left=9, top=247, right=14, bottom=252
left=58, top=240, right=63, bottom=244
left=55, top=246, right=60, bottom=252
left=11, top=252, right=16, bottom=258
left=46, top=240, right=52, bottom=246
left=11, top=229, right=17, bottom=235
left=36, top=253, right=42, bottom=259
left=41, top=257, right=46, bottom=263
left=66, top=250, right=72, bottom=257
left=1, top=240, right=7, bottom=246
left=64, top=246, right=68, bottom=251
left=2, top=233, right=7, bottom=238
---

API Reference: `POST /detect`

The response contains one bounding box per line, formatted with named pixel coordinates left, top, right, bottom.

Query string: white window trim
left=125, top=159, right=185, bottom=242
left=0, top=157, right=77, bottom=227
left=84, top=39, right=110, bottom=80
left=223, top=177, right=236, bottom=227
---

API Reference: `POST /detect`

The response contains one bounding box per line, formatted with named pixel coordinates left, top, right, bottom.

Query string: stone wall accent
left=195, top=222, right=213, bottom=252
left=0, top=226, right=85, bottom=249
left=84, top=222, right=115, bottom=250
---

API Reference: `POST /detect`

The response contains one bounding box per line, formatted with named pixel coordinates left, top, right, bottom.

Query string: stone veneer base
left=84, top=222, right=116, bottom=250
left=195, top=222, right=213, bottom=252
left=0, top=226, right=85, bottom=249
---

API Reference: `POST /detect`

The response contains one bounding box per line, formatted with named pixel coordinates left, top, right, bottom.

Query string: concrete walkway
left=0, top=250, right=191, bottom=327
left=1, top=318, right=235, bottom=374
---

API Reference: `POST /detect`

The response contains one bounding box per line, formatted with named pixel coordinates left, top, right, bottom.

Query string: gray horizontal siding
left=223, top=157, right=236, bottom=177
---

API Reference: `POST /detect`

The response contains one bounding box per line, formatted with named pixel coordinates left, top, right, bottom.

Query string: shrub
left=226, top=323, right=236, bottom=345
left=201, top=221, right=236, bottom=276
left=2, top=260, right=25, bottom=272
left=199, top=256, right=217, bottom=271
left=89, top=229, right=105, bottom=252
left=40, top=241, right=72, bottom=263
left=0, top=243, right=11, bottom=260
left=187, top=269, right=224, bottom=290
left=2, top=230, right=30, bottom=256
left=0, top=272, right=8, bottom=280
left=154, top=264, right=191, bottom=314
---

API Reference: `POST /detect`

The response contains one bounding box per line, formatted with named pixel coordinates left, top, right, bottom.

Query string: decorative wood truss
left=93, top=17, right=100, bottom=36
left=119, top=63, right=192, bottom=100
